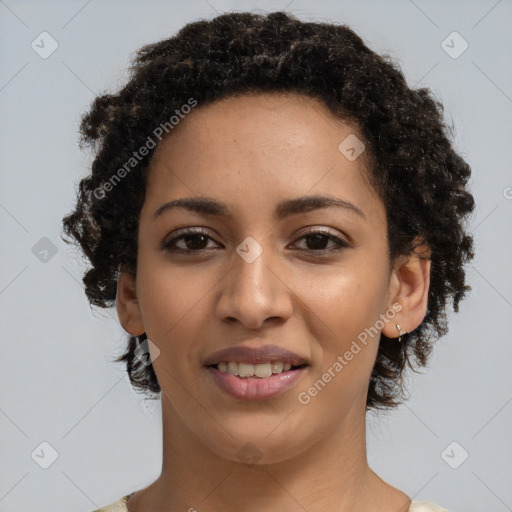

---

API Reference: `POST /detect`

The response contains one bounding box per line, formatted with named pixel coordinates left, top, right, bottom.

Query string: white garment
left=409, top=500, right=453, bottom=511
left=93, top=495, right=453, bottom=511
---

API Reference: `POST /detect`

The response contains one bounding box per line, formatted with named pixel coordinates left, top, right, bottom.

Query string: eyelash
left=161, top=227, right=350, bottom=256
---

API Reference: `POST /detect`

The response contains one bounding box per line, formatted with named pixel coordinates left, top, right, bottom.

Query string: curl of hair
left=62, top=11, right=475, bottom=410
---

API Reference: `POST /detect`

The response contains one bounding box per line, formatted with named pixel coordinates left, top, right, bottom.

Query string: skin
left=116, top=92, right=431, bottom=512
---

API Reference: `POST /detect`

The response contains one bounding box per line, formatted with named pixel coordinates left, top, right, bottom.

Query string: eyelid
left=163, top=226, right=214, bottom=242
left=296, top=226, right=347, bottom=241
left=291, top=227, right=350, bottom=250
left=161, top=227, right=220, bottom=250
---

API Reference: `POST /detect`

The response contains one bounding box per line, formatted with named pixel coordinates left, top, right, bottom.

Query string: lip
left=203, top=344, right=309, bottom=366
left=206, top=365, right=308, bottom=401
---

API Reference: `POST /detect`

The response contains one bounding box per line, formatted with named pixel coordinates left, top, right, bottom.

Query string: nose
left=215, top=243, right=293, bottom=329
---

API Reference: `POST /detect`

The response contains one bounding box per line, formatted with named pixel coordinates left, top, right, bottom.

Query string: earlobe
left=383, top=240, right=432, bottom=339
left=116, top=270, right=145, bottom=336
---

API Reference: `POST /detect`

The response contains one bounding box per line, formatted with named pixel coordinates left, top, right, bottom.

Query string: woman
left=62, top=11, right=475, bottom=512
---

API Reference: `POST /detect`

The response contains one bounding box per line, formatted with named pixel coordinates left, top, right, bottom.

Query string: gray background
left=1, top=1, right=511, bottom=511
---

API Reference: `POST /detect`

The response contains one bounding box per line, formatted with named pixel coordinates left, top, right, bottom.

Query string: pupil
left=307, top=234, right=327, bottom=250
left=186, top=234, right=207, bottom=250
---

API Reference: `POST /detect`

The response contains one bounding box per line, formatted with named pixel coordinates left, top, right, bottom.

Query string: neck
left=128, top=395, right=411, bottom=512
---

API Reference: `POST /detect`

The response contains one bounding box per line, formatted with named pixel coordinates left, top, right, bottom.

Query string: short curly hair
left=62, top=11, right=475, bottom=411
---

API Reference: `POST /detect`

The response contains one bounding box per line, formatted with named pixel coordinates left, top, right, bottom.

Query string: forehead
left=144, top=92, right=384, bottom=227
left=152, top=92, right=365, bottom=161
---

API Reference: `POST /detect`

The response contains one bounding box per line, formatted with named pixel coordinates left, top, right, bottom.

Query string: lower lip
left=206, top=366, right=308, bottom=401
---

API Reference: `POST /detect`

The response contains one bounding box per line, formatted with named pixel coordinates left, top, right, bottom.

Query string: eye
left=162, top=228, right=221, bottom=255
left=162, top=227, right=350, bottom=256
left=291, top=228, right=350, bottom=254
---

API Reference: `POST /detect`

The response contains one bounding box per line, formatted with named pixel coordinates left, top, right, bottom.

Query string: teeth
left=215, top=361, right=297, bottom=378
left=271, top=361, right=283, bottom=373
left=254, top=363, right=272, bottom=378
left=238, top=362, right=254, bottom=377
left=227, top=361, right=239, bottom=376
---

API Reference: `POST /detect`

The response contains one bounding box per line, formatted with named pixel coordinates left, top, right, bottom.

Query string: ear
left=116, top=269, right=145, bottom=336
left=382, top=239, right=431, bottom=339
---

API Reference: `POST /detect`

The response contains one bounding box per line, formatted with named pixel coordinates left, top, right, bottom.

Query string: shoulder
left=410, top=499, right=454, bottom=512
left=90, top=494, right=132, bottom=512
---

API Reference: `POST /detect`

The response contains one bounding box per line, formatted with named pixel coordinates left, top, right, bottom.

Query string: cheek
left=135, top=252, right=215, bottom=358
left=292, top=257, right=389, bottom=385
left=293, top=256, right=389, bottom=335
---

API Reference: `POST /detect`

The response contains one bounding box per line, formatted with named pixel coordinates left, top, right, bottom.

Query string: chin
left=197, top=420, right=317, bottom=466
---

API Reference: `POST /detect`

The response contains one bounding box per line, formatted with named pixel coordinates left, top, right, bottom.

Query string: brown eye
left=162, top=229, right=221, bottom=255
left=292, top=229, right=349, bottom=254
left=179, top=234, right=210, bottom=251
left=304, top=233, right=331, bottom=250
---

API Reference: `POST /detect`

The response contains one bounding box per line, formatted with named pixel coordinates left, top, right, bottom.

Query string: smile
left=213, top=361, right=305, bottom=378
left=206, top=363, right=308, bottom=401
left=203, top=343, right=310, bottom=400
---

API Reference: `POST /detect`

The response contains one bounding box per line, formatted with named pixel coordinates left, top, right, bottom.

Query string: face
left=117, top=92, right=427, bottom=464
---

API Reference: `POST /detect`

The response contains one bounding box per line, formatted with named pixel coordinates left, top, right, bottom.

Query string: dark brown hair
left=62, top=11, right=475, bottom=410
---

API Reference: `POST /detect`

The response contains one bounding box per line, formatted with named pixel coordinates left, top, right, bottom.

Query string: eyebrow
left=152, top=195, right=366, bottom=221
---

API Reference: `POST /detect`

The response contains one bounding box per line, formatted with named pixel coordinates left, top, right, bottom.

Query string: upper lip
left=203, top=344, right=309, bottom=366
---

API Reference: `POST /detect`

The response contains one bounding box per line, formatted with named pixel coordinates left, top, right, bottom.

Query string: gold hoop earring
left=396, top=323, right=407, bottom=343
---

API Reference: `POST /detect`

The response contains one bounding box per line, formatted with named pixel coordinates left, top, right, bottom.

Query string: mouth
left=203, top=343, right=309, bottom=368
left=203, top=344, right=310, bottom=400
left=206, top=361, right=308, bottom=378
